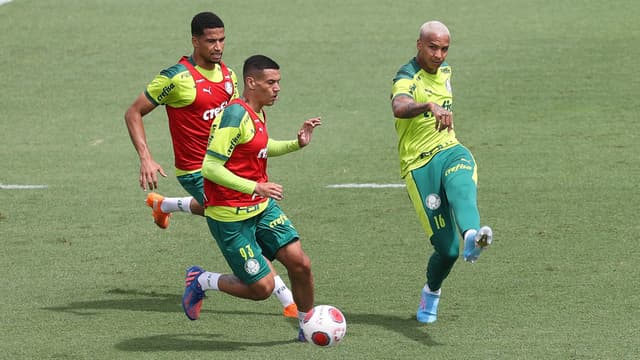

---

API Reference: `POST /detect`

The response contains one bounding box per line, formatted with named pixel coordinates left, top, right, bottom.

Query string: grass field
left=1, top=0, right=639, bottom=359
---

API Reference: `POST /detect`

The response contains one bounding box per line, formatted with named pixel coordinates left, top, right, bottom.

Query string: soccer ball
left=302, top=305, right=347, bottom=347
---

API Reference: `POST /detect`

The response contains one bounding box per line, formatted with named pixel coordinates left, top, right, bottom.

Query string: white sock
left=423, top=284, right=442, bottom=295
left=160, top=196, right=193, bottom=213
left=297, top=311, right=307, bottom=328
left=272, top=275, right=295, bottom=307
left=198, top=272, right=220, bottom=291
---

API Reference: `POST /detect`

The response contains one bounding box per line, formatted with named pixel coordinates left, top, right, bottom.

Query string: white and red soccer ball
left=302, top=305, right=347, bottom=347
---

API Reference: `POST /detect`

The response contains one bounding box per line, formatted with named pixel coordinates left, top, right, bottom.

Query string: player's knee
left=446, top=184, right=476, bottom=209
left=249, top=281, right=274, bottom=300
left=435, top=247, right=459, bottom=266
left=288, top=253, right=312, bottom=278
left=447, top=253, right=459, bottom=266
left=277, top=241, right=312, bottom=277
left=448, top=247, right=460, bottom=260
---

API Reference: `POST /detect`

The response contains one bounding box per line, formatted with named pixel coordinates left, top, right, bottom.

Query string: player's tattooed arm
left=391, top=95, right=432, bottom=118
left=391, top=95, right=453, bottom=132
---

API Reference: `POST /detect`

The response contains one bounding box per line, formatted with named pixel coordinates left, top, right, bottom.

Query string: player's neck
left=416, top=56, right=438, bottom=74
left=241, top=96, right=264, bottom=114
left=191, top=54, right=218, bottom=71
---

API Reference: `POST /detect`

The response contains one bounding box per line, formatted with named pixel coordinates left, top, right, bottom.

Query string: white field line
left=0, top=0, right=14, bottom=6
left=0, top=183, right=48, bottom=190
left=326, top=183, right=405, bottom=189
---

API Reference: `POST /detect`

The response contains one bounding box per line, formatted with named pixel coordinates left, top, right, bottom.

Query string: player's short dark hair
left=243, top=55, right=280, bottom=79
left=191, top=12, right=224, bottom=36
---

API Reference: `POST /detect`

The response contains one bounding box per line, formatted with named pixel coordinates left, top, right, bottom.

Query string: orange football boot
left=145, top=192, right=171, bottom=229
left=283, top=303, right=298, bottom=318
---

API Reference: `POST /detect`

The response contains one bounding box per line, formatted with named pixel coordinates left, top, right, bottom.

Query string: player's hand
left=254, top=182, right=284, bottom=201
left=297, top=117, right=322, bottom=148
left=431, top=103, right=453, bottom=132
left=139, top=158, right=167, bottom=191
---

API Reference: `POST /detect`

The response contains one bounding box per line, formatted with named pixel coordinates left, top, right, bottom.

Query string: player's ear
left=245, top=76, right=256, bottom=90
left=192, top=36, right=198, bottom=49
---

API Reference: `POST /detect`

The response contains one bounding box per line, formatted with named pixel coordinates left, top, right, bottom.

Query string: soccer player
left=124, top=12, right=297, bottom=318
left=181, top=55, right=321, bottom=342
left=390, top=21, right=493, bottom=324
left=124, top=11, right=235, bottom=227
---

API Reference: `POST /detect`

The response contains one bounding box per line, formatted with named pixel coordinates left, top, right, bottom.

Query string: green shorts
left=405, top=144, right=478, bottom=247
left=177, top=171, right=204, bottom=205
left=206, top=199, right=299, bottom=284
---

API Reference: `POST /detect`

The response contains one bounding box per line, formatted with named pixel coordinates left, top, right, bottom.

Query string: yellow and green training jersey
left=143, top=56, right=239, bottom=174
left=391, top=58, right=459, bottom=178
left=145, top=59, right=239, bottom=108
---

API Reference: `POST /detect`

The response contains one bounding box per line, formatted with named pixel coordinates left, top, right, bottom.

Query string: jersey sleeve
left=144, top=63, right=190, bottom=106
left=144, top=74, right=172, bottom=106
left=202, top=103, right=257, bottom=194
left=201, top=154, right=256, bottom=194
left=205, top=103, right=249, bottom=161
left=267, top=139, right=300, bottom=157
left=391, top=77, right=416, bottom=101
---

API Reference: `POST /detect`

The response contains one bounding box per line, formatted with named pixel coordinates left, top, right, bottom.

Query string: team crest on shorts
left=426, top=193, right=441, bottom=210
left=244, top=258, right=260, bottom=275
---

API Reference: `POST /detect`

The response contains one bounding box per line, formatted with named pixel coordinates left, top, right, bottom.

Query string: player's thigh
left=206, top=216, right=270, bottom=284
left=442, top=144, right=478, bottom=185
left=406, top=160, right=458, bottom=255
left=255, top=199, right=300, bottom=261
left=177, top=171, right=205, bottom=205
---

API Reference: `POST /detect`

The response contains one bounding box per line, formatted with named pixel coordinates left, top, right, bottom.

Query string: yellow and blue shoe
left=416, top=287, right=440, bottom=323
left=182, top=266, right=205, bottom=321
left=463, top=226, right=493, bottom=263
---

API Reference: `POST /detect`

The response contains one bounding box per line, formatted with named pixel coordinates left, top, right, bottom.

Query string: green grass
left=2, top=0, right=639, bottom=359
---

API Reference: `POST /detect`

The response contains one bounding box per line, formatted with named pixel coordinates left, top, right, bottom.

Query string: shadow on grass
left=44, top=288, right=202, bottom=316
left=44, top=288, right=441, bottom=348
left=115, top=333, right=297, bottom=352
left=44, top=288, right=286, bottom=318
left=346, top=313, right=442, bottom=346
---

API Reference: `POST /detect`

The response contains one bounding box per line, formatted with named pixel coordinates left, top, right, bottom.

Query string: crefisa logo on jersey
left=156, top=83, right=175, bottom=102
left=244, top=258, right=260, bottom=275
left=202, top=101, right=228, bottom=121
left=426, top=193, right=441, bottom=210
left=225, top=81, right=233, bottom=95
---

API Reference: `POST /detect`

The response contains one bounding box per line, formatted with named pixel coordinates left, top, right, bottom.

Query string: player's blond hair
left=419, top=21, right=450, bottom=40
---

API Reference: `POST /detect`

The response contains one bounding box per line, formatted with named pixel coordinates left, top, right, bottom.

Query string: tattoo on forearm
left=395, top=101, right=429, bottom=118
